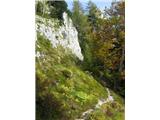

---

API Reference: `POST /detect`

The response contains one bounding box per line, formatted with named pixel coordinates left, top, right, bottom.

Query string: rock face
left=36, top=12, right=84, bottom=60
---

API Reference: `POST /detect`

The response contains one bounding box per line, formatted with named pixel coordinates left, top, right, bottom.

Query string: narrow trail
left=76, top=88, right=114, bottom=120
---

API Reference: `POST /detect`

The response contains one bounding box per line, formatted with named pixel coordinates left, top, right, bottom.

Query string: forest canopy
left=71, top=0, right=125, bottom=97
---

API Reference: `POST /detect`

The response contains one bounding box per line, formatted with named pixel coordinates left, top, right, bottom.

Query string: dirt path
left=76, top=88, right=114, bottom=120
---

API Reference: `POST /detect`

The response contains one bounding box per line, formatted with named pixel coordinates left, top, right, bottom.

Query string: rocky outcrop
left=36, top=12, right=83, bottom=60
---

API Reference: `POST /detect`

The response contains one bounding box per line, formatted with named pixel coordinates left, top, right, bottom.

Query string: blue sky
left=65, top=0, right=113, bottom=11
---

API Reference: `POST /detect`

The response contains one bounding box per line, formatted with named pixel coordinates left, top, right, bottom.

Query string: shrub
left=62, top=69, right=73, bottom=78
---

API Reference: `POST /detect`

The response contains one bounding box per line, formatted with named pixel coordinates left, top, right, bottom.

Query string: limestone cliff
left=36, top=12, right=83, bottom=60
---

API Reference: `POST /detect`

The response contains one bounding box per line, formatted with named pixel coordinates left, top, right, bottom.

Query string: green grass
left=87, top=101, right=124, bottom=120
left=36, top=33, right=124, bottom=120
left=86, top=88, right=125, bottom=120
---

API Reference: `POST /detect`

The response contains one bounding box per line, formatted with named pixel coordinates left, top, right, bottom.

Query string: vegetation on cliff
left=36, top=0, right=125, bottom=120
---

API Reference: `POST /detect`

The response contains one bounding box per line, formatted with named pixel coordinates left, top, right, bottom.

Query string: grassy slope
left=36, top=25, right=124, bottom=120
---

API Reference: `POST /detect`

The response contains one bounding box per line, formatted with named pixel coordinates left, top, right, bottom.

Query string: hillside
left=36, top=1, right=125, bottom=120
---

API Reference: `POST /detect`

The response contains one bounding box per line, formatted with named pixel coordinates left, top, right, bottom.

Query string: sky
left=65, top=0, right=113, bottom=11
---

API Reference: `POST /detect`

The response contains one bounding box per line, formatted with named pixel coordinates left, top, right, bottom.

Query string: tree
left=92, top=1, right=125, bottom=95
left=47, top=0, right=68, bottom=20
left=72, top=1, right=93, bottom=69
left=105, top=1, right=125, bottom=75
left=86, top=0, right=101, bottom=31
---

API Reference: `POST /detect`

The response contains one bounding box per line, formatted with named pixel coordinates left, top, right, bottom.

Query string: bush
left=62, top=69, right=73, bottom=78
